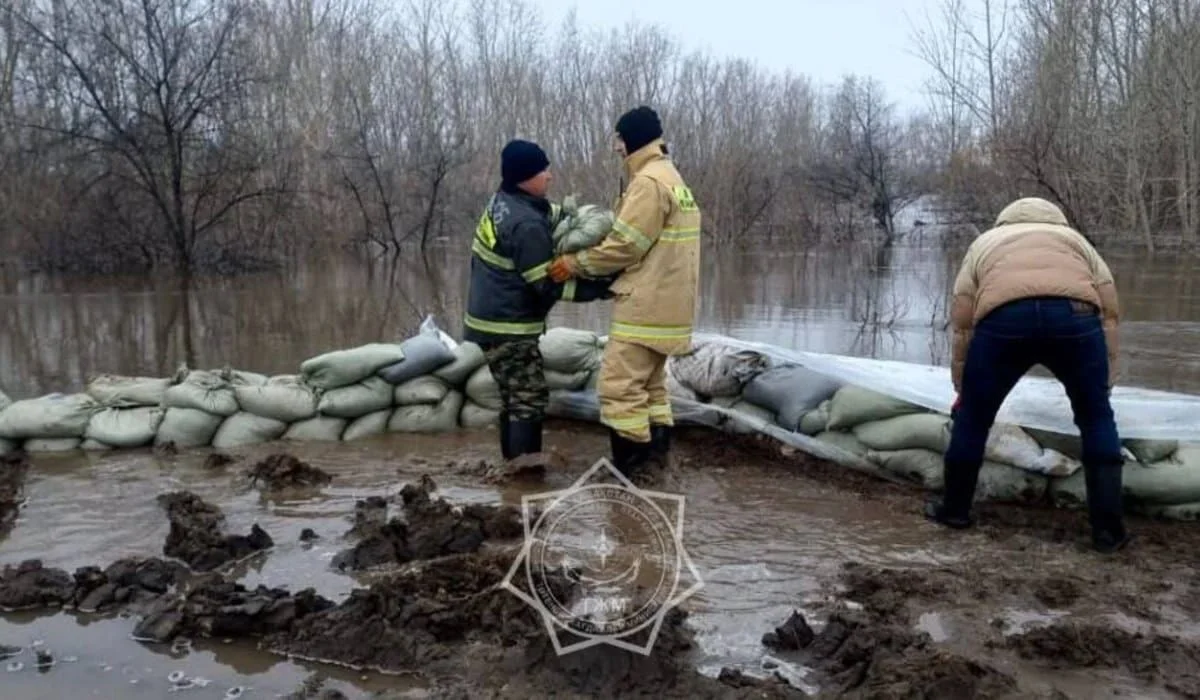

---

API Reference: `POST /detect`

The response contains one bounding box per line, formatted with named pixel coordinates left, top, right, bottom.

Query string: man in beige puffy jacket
left=926, top=197, right=1129, bottom=553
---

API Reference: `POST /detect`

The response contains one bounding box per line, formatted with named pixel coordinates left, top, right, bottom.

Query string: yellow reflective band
left=600, top=412, right=651, bottom=431
left=610, top=321, right=692, bottom=341
left=561, top=279, right=577, bottom=301
left=649, top=403, right=673, bottom=418
left=612, top=219, right=654, bottom=251
left=521, top=261, right=550, bottom=283
left=463, top=313, right=545, bottom=336
left=660, top=226, right=700, bottom=242
left=475, top=209, right=498, bottom=248
left=471, top=238, right=515, bottom=270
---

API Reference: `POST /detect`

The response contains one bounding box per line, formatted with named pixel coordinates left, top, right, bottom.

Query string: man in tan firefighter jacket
left=549, top=106, right=701, bottom=477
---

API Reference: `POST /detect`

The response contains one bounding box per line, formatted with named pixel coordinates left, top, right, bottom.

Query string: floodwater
left=0, top=424, right=1171, bottom=699
left=2, top=237, right=1200, bottom=401
left=1, top=230, right=1200, bottom=697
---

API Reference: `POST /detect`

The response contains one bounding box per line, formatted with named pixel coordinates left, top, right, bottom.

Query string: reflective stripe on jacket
left=464, top=186, right=611, bottom=346
left=574, top=138, right=701, bottom=355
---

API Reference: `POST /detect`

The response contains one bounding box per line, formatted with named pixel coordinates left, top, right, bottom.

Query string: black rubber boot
left=508, top=417, right=544, bottom=458
left=650, top=424, right=671, bottom=458
left=924, top=460, right=980, bottom=529
left=609, top=428, right=652, bottom=478
left=1085, top=459, right=1130, bottom=554
left=498, top=411, right=514, bottom=461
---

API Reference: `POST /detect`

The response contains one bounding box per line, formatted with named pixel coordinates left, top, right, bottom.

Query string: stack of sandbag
left=0, top=392, right=103, bottom=453
left=83, top=371, right=180, bottom=450
left=667, top=342, right=770, bottom=400
left=552, top=195, right=614, bottom=254
left=473, top=327, right=604, bottom=426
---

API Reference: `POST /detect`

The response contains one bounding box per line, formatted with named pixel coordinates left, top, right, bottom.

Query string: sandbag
left=552, top=195, right=614, bottom=254
left=0, top=438, right=17, bottom=456
left=342, top=409, right=392, bottom=442
left=1054, top=446, right=1200, bottom=507
left=164, top=371, right=240, bottom=417
left=318, top=376, right=394, bottom=419
left=433, top=342, right=487, bottom=386
left=283, top=416, right=347, bottom=442
left=853, top=413, right=950, bottom=453
left=1138, top=501, right=1200, bottom=521
left=85, top=374, right=173, bottom=407
left=0, top=393, right=100, bottom=440
left=84, top=406, right=165, bottom=448
left=546, top=369, right=591, bottom=391
left=393, top=376, right=451, bottom=406
left=540, top=328, right=603, bottom=374
left=666, top=374, right=696, bottom=401
left=1123, top=438, right=1180, bottom=465
left=211, top=412, right=288, bottom=449
left=233, top=376, right=319, bottom=423
left=465, top=366, right=502, bottom=411
left=710, top=395, right=739, bottom=409
left=724, top=400, right=777, bottom=435
left=81, top=439, right=113, bottom=452
left=826, top=386, right=923, bottom=431
left=155, top=408, right=224, bottom=448
left=377, top=321, right=457, bottom=384
left=0, top=389, right=10, bottom=411
left=867, top=449, right=1048, bottom=503
left=460, top=401, right=500, bottom=429
left=212, top=368, right=269, bottom=386
left=799, top=401, right=831, bottom=436
left=388, top=391, right=463, bottom=433
left=24, top=438, right=81, bottom=453
left=815, top=431, right=870, bottom=458
left=1025, top=428, right=1083, bottom=461
left=965, top=423, right=1081, bottom=477
left=742, top=364, right=843, bottom=431
left=300, top=343, right=407, bottom=390
left=668, top=343, right=770, bottom=398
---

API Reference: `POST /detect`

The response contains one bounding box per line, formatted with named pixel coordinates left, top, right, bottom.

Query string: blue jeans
left=944, top=297, right=1125, bottom=540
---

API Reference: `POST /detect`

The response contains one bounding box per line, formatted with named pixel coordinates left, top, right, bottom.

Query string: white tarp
left=693, top=332, right=1200, bottom=442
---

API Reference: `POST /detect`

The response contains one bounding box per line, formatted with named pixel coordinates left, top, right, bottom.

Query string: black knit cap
left=501, top=139, right=550, bottom=187
left=615, top=106, right=663, bottom=154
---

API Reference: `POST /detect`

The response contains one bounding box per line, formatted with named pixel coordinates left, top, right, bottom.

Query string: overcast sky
left=529, top=0, right=939, bottom=114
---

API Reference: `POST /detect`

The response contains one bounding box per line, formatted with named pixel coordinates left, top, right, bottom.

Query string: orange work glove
left=548, top=256, right=577, bottom=283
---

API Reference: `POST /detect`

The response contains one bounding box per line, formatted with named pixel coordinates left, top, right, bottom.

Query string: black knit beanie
left=615, top=106, right=663, bottom=154
left=501, top=139, right=550, bottom=187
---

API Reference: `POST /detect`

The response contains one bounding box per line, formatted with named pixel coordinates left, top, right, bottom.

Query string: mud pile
left=0, top=453, right=29, bottom=534
left=1002, top=622, right=1200, bottom=697
left=0, top=556, right=185, bottom=613
left=271, top=547, right=801, bottom=698
left=248, top=453, right=332, bottom=491
left=331, top=475, right=522, bottom=571
left=133, top=573, right=334, bottom=643
left=158, top=491, right=273, bottom=571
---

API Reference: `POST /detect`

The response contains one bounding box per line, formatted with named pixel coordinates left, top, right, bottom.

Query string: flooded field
left=1, top=238, right=1200, bottom=697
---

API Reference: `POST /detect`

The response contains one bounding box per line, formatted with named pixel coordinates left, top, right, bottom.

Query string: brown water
left=2, top=238, right=1200, bottom=697
left=2, top=240, right=1200, bottom=400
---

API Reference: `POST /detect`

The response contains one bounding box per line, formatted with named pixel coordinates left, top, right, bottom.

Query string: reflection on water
left=2, top=240, right=1200, bottom=399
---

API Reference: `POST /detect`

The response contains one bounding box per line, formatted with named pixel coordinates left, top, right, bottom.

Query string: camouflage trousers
left=483, top=339, right=548, bottom=421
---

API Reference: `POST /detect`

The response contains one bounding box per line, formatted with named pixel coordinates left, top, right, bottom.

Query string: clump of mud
left=0, top=453, right=30, bottom=534
left=331, top=476, right=522, bottom=572
left=248, top=453, right=332, bottom=491
left=271, top=547, right=800, bottom=698
left=0, top=557, right=185, bottom=613
left=157, top=491, right=273, bottom=571
left=763, top=607, right=1025, bottom=699
left=1002, top=622, right=1200, bottom=696
left=133, top=573, right=334, bottom=643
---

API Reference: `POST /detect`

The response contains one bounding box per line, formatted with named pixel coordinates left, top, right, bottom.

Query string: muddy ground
left=4, top=421, right=1200, bottom=698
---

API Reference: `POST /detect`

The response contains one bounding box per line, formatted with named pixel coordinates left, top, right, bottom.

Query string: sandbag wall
left=2, top=324, right=1200, bottom=522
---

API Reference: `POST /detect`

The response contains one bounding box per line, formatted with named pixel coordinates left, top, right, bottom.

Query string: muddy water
left=4, top=423, right=1186, bottom=698
left=2, top=241, right=1200, bottom=400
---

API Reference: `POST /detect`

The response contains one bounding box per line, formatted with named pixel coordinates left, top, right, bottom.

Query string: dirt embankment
left=331, top=475, right=523, bottom=572
left=248, top=453, right=332, bottom=491
left=158, top=491, right=274, bottom=571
